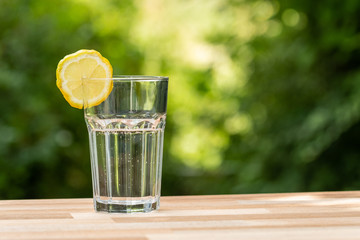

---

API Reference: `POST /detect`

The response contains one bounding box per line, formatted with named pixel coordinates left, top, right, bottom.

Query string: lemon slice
left=56, top=49, right=113, bottom=109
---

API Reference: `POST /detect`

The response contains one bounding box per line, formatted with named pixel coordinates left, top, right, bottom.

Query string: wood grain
left=0, top=191, right=359, bottom=240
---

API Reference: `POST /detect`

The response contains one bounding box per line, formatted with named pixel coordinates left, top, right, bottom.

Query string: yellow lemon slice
left=56, top=49, right=113, bottom=109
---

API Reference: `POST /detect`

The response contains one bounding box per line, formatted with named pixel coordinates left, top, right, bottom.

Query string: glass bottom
left=94, top=197, right=160, bottom=213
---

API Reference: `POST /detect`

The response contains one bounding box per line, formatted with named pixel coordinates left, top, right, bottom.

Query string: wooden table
left=0, top=191, right=360, bottom=240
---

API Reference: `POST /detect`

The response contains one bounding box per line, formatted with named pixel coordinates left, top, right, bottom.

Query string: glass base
left=94, top=197, right=160, bottom=213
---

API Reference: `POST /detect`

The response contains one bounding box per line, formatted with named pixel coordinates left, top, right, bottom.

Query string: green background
left=0, top=0, right=359, bottom=199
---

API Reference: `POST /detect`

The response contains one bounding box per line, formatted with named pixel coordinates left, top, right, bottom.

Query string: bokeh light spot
left=282, top=9, right=300, bottom=27
left=55, top=130, right=74, bottom=147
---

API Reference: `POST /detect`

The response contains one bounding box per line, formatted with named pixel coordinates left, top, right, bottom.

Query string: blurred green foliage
left=0, top=0, right=359, bottom=199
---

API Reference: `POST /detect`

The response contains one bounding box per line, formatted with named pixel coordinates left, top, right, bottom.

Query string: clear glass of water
left=83, top=76, right=168, bottom=213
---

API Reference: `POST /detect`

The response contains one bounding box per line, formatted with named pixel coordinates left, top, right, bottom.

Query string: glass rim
left=87, top=75, right=169, bottom=82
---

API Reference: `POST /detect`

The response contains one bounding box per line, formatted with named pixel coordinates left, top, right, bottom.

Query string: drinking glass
left=83, top=76, right=168, bottom=213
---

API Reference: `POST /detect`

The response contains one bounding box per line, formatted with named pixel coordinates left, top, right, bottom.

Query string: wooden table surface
left=0, top=191, right=360, bottom=240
